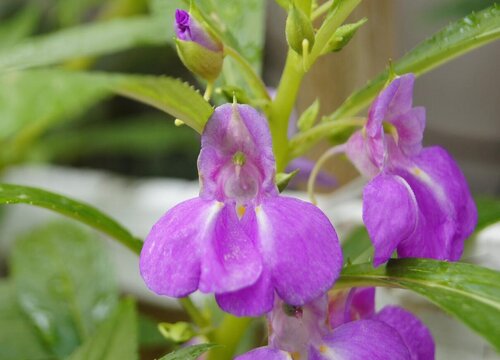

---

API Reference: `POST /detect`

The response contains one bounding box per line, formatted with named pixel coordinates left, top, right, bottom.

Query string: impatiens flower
left=345, top=73, right=477, bottom=266
left=140, top=103, right=342, bottom=316
left=236, top=287, right=434, bottom=360
left=174, top=9, right=223, bottom=81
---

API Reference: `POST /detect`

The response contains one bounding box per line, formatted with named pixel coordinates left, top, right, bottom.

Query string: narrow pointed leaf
left=159, top=343, right=219, bottom=360
left=328, top=5, right=500, bottom=121
left=111, top=74, right=213, bottom=133
left=337, top=258, right=500, bottom=351
left=0, top=183, right=143, bottom=254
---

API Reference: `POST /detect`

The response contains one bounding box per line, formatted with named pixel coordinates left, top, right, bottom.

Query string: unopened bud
left=174, top=9, right=223, bottom=81
left=322, top=18, right=367, bottom=54
left=286, top=5, right=315, bottom=55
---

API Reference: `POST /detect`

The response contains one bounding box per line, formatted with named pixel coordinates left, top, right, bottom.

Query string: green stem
left=308, top=0, right=361, bottom=66
left=178, top=297, right=210, bottom=330
left=288, top=117, right=365, bottom=159
left=269, top=50, right=305, bottom=172
left=224, top=46, right=270, bottom=102
left=207, top=315, right=253, bottom=360
left=204, top=81, right=214, bottom=101
left=312, top=0, right=333, bottom=21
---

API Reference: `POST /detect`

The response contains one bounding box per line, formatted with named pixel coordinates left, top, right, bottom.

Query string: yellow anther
left=319, top=345, right=328, bottom=353
left=237, top=205, right=246, bottom=219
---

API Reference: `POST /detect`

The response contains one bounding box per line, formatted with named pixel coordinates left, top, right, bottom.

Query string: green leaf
left=475, top=197, right=500, bottom=232
left=0, top=16, right=168, bottom=72
left=67, top=299, right=138, bottom=360
left=11, top=221, right=119, bottom=357
left=297, top=99, right=320, bottom=132
left=159, top=343, right=218, bottom=360
left=0, top=70, right=211, bottom=167
left=329, top=4, right=500, bottom=121
left=275, top=169, right=300, bottom=193
left=192, top=0, right=265, bottom=73
left=341, top=226, right=373, bottom=265
left=112, top=74, right=213, bottom=133
left=0, top=183, right=143, bottom=254
left=337, top=258, right=500, bottom=351
left=0, top=281, right=53, bottom=360
left=190, top=0, right=266, bottom=94
left=309, top=0, right=361, bottom=63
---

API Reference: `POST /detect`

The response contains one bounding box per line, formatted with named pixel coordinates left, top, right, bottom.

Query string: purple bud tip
left=175, top=9, right=190, bottom=37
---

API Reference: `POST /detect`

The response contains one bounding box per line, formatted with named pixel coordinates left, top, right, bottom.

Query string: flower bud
left=285, top=4, right=315, bottom=55
left=321, top=18, right=367, bottom=54
left=174, top=9, right=223, bottom=81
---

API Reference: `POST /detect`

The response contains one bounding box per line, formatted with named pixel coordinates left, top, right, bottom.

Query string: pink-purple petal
left=367, top=74, right=416, bottom=137
left=259, top=196, right=342, bottom=305
left=411, top=146, right=477, bottom=260
left=140, top=198, right=214, bottom=297
left=374, top=306, right=435, bottom=360
left=391, top=106, right=426, bottom=157
left=362, top=174, right=418, bottom=266
left=215, top=270, right=274, bottom=317
left=329, top=288, right=375, bottom=328
left=199, top=104, right=277, bottom=201
left=174, top=9, right=220, bottom=51
left=235, top=347, right=291, bottom=360
left=198, top=204, right=262, bottom=293
left=316, top=319, right=411, bottom=360
left=140, top=198, right=262, bottom=297
left=345, top=131, right=381, bottom=178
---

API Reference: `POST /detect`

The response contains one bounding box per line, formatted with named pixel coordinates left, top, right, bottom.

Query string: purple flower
left=345, top=74, right=477, bottom=266
left=140, top=103, right=342, bottom=316
left=175, top=9, right=221, bottom=52
left=328, top=288, right=435, bottom=360
left=236, top=287, right=434, bottom=359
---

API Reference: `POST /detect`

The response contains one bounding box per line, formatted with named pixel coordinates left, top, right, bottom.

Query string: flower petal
left=259, top=196, right=342, bottom=305
left=363, top=174, right=418, bottom=266
left=314, top=320, right=411, bottom=360
left=374, top=306, right=435, bottom=360
left=140, top=198, right=213, bottom=297
left=215, top=270, right=274, bottom=317
left=329, top=287, right=375, bottom=328
left=216, top=196, right=342, bottom=316
left=396, top=146, right=477, bottom=260
left=199, top=104, right=277, bottom=201
left=174, top=9, right=220, bottom=51
left=268, top=296, right=328, bottom=354
left=367, top=74, right=415, bottom=137
left=235, top=347, right=291, bottom=360
left=390, top=107, right=426, bottom=158
left=140, top=198, right=262, bottom=297
left=345, top=130, right=381, bottom=178
left=199, top=203, right=263, bottom=293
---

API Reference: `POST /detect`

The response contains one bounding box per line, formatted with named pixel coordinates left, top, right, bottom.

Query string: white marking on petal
left=411, top=166, right=446, bottom=202
left=255, top=205, right=274, bottom=256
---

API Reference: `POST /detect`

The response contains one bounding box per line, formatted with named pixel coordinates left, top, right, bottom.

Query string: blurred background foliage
left=0, top=0, right=201, bottom=179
